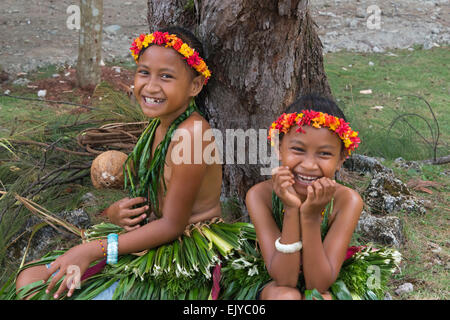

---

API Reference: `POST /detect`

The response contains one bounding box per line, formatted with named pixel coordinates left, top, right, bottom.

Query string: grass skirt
left=1, top=219, right=400, bottom=300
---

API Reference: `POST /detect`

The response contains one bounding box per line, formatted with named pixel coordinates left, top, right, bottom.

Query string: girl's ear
left=190, top=75, right=204, bottom=97
left=336, top=150, right=348, bottom=172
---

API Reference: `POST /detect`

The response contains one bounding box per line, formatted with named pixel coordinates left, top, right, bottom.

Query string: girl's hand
left=301, top=177, right=336, bottom=222
left=45, top=243, right=96, bottom=299
left=105, top=197, right=149, bottom=231
left=272, top=166, right=302, bottom=209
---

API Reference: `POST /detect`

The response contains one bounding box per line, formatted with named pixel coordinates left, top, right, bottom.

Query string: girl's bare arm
left=301, top=186, right=363, bottom=292
left=246, top=182, right=302, bottom=287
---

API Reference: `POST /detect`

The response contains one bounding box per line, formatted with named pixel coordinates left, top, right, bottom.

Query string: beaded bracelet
left=98, top=239, right=106, bottom=257
left=107, top=233, right=119, bottom=265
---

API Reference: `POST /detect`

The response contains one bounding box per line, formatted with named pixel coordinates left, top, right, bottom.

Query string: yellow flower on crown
left=179, top=43, right=194, bottom=57
left=142, top=34, right=154, bottom=47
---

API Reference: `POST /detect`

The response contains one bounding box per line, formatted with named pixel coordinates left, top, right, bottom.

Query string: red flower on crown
left=186, top=51, right=201, bottom=67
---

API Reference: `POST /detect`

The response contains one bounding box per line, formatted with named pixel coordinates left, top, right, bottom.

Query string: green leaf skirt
left=1, top=220, right=400, bottom=300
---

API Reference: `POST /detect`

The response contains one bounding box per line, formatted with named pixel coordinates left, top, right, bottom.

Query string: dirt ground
left=0, top=0, right=449, bottom=77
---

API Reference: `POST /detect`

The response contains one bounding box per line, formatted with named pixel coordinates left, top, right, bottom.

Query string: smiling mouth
left=295, top=174, right=321, bottom=185
left=143, top=97, right=165, bottom=105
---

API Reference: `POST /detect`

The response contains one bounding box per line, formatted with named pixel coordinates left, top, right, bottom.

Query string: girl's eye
left=319, top=152, right=332, bottom=156
left=138, top=69, right=149, bottom=75
left=161, top=74, right=173, bottom=79
left=292, top=147, right=305, bottom=152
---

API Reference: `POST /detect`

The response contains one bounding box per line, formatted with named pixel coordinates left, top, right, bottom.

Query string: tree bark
left=147, top=0, right=332, bottom=220
left=76, top=0, right=103, bottom=89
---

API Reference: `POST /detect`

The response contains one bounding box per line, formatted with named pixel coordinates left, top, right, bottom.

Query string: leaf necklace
left=124, top=100, right=198, bottom=218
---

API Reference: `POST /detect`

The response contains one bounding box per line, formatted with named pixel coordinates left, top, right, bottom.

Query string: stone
left=37, top=89, right=47, bottom=98
left=395, top=283, right=414, bottom=295
left=356, top=210, right=405, bottom=247
left=364, top=172, right=426, bottom=215
left=343, top=154, right=392, bottom=175
left=57, top=208, right=91, bottom=230
left=81, top=192, right=97, bottom=205
left=12, top=78, right=30, bottom=86
left=7, top=208, right=91, bottom=264
left=355, top=7, right=366, bottom=19
left=384, top=292, right=393, bottom=300
left=104, top=25, right=121, bottom=34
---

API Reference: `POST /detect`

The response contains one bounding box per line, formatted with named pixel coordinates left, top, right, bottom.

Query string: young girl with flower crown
left=246, top=94, right=401, bottom=300
left=9, top=26, right=233, bottom=300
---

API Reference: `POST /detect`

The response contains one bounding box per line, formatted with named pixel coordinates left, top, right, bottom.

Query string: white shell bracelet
left=275, top=237, right=302, bottom=253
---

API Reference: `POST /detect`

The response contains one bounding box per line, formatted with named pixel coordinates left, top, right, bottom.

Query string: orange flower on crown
left=268, top=110, right=360, bottom=155
left=129, top=31, right=211, bottom=84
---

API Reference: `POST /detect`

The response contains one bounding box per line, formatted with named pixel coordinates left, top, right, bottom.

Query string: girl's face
left=134, top=45, right=203, bottom=122
left=279, top=125, right=346, bottom=199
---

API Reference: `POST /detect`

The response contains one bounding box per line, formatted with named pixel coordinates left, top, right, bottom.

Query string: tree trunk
left=76, top=0, right=103, bottom=89
left=147, top=0, right=332, bottom=220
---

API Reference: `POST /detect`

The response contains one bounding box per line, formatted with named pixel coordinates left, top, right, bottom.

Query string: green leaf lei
left=123, top=100, right=197, bottom=218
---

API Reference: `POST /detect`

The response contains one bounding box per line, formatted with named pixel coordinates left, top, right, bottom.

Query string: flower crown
left=268, top=110, right=360, bottom=154
left=130, top=31, right=211, bottom=84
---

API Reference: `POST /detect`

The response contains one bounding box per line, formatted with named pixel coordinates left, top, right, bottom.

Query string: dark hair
left=280, top=93, right=347, bottom=151
left=137, top=26, right=210, bottom=120
left=285, top=93, right=346, bottom=121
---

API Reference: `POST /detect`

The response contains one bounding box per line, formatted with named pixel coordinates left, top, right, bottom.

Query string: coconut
left=90, top=150, right=129, bottom=189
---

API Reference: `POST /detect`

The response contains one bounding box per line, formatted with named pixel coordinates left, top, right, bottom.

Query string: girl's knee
left=261, top=282, right=302, bottom=300
left=321, top=291, right=333, bottom=300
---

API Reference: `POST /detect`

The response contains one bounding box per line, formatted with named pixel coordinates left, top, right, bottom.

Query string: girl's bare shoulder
left=246, top=179, right=273, bottom=211
left=333, top=183, right=363, bottom=217
left=177, top=111, right=210, bottom=132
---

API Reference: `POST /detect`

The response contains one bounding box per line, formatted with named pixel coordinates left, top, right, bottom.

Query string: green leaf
left=364, top=290, right=379, bottom=300
left=304, top=289, right=325, bottom=300
left=16, top=280, right=46, bottom=300
left=330, top=280, right=353, bottom=300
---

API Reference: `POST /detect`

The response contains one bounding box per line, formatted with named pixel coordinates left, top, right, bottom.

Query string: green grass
left=324, top=46, right=449, bottom=161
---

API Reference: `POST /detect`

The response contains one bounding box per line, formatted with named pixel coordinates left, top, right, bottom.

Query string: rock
left=104, top=25, right=122, bottom=34
left=343, top=154, right=392, bottom=175
left=369, top=61, right=375, bottom=66
left=423, top=39, right=434, bottom=50
left=80, top=192, right=97, bottom=205
left=346, top=18, right=358, bottom=29
left=395, top=283, right=414, bottom=295
left=372, top=46, right=384, bottom=53
left=37, top=89, right=47, bottom=98
left=393, top=157, right=422, bottom=172
left=355, top=7, right=366, bottom=19
left=356, top=210, right=405, bottom=247
left=364, top=171, right=426, bottom=215
left=431, top=27, right=441, bottom=34
left=384, top=292, right=393, bottom=300
left=7, top=208, right=90, bottom=264
left=58, top=208, right=91, bottom=229
left=12, top=78, right=30, bottom=86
